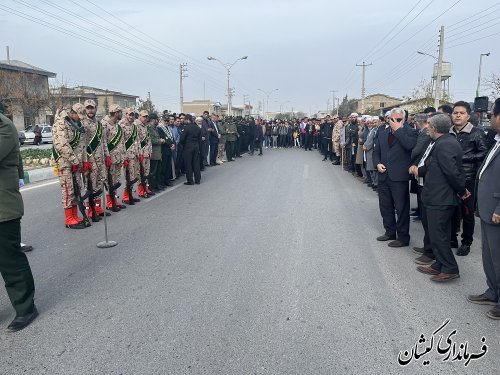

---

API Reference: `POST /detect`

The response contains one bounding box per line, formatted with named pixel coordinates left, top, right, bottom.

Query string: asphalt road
left=1, top=148, right=499, bottom=374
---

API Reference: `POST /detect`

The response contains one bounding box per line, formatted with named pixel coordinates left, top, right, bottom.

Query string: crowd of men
left=1, top=97, right=499, bottom=334
left=308, top=100, right=500, bottom=320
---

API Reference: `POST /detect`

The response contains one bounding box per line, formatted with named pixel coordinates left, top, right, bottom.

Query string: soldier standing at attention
left=135, top=110, right=154, bottom=197
left=120, top=108, right=141, bottom=204
left=223, top=117, right=238, bottom=162
left=0, top=103, right=38, bottom=332
left=52, top=103, right=89, bottom=229
left=82, top=99, right=111, bottom=217
left=102, top=104, right=126, bottom=212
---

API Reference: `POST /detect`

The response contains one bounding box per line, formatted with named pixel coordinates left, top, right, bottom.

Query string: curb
left=24, top=167, right=56, bottom=184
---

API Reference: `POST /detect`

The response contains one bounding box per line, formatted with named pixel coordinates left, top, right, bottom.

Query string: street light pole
left=476, top=52, right=490, bottom=97
left=207, top=55, right=248, bottom=116
left=257, top=88, right=278, bottom=120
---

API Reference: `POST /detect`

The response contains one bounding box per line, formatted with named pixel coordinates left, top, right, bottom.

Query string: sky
left=1, top=0, right=499, bottom=115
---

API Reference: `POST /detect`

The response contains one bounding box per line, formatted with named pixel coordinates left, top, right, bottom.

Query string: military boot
left=64, top=208, right=85, bottom=229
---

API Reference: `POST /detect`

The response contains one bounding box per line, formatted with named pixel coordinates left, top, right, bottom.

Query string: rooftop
left=0, top=59, right=56, bottom=77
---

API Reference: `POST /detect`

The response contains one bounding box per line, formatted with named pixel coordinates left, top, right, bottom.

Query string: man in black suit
left=373, top=108, right=418, bottom=247
left=413, top=114, right=468, bottom=282
left=180, top=114, right=201, bottom=185
left=467, top=98, right=500, bottom=319
left=207, top=113, right=220, bottom=166
left=410, top=113, right=434, bottom=265
left=200, top=112, right=210, bottom=169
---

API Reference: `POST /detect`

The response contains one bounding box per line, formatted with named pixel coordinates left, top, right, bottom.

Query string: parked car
left=18, top=131, right=26, bottom=145
left=24, top=124, right=52, bottom=144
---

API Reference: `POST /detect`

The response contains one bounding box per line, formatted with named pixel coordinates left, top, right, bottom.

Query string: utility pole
left=356, top=62, right=372, bottom=114
left=179, top=63, right=188, bottom=113
left=434, top=26, right=444, bottom=109
left=330, top=90, right=337, bottom=114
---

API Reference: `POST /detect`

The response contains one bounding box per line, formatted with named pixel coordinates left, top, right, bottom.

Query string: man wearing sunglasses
left=373, top=107, right=418, bottom=248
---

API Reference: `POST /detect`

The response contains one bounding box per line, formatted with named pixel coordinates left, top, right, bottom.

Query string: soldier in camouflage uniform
left=332, top=115, right=343, bottom=165
left=51, top=103, right=89, bottom=229
left=82, top=99, right=111, bottom=217
left=221, top=117, right=239, bottom=162
left=101, top=104, right=126, bottom=211
left=135, top=110, right=154, bottom=197
left=119, top=108, right=141, bottom=204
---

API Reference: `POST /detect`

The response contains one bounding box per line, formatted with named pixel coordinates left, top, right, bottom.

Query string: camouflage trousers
left=87, top=153, right=106, bottom=195
left=124, top=158, right=140, bottom=183
left=58, top=167, right=82, bottom=209
left=108, top=162, right=122, bottom=197
left=217, top=143, right=225, bottom=161
left=140, top=157, right=150, bottom=180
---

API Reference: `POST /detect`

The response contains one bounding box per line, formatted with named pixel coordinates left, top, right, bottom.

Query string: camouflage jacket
left=81, top=116, right=109, bottom=159
left=135, top=119, right=152, bottom=157
left=102, top=115, right=125, bottom=165
left=52, top=114, right=87, bottom=167
left=119, top=118, right=140, bottom=160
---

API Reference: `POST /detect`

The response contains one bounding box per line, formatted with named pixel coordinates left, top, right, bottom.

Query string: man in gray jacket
left=467, top=98, right=500, bottom=319
left=0, top=103, right=38, bottom=332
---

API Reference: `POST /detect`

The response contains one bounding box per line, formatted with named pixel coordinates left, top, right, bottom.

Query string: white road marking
left=20, top=180, right=59, bottom=192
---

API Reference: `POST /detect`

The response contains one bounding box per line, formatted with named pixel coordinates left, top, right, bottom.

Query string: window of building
left=380, top=102, right=385, bottom=108
left=24, top=116, right=33, bottom=128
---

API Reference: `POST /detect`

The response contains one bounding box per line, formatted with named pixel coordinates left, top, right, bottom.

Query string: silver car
left=23, top=125, right=52, bottom=144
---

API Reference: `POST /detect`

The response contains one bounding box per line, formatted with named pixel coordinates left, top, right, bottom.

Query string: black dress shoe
left=467, top=293, right=497, bottom=306
left=388, top=240, right=409, bottom=248
left=106, top=207, right=121, bottom=212
left=486, top=306, right=500, bottom=320
left=148, top=191, right=156, bottom=196
left=20, top=244, right=34, bottom=253
left=133, top=198, right=141, bottom=202
left=184, top=182, right=194, bottom=185
left=7, top=306, right=39, bottom=332
left=456, top=244, right=470, bottom=256
left=195, top=181, right=201, bottom=185
left=376, top=234, right=396, bottom=241
left=118, top=204, right=126, bottom=209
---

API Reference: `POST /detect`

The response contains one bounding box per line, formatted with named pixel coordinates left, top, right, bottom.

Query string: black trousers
left=420, top=200, right=435, bottom=259
left=0, top=218, right=36, bottom=316
left=378, top=178, right=411, bottom=244
left=322, top=139, right=332, bottom=159
left=175, top=143, right=185, bottom=174
left=451, top=179, right=476, bottom=246
left=149, top=159, right=161, bottom=189
left=234, top=138, right=241, bottom=156
left=201, top=141, right=209, bottom=166
left=160, top=153, right=172, bottom=185
left=481, top=221, right=500, bottom=305
left=427, top=205, right=459, bottom=274
left=304, top=134, right=312, bottom=150
left=225, top=141, right=235, bottom=161
left=209, top=141, right=219, bottom=165
left=251, top=139, right=263, bottom=155
left=183, top=145, right=201, bottom=183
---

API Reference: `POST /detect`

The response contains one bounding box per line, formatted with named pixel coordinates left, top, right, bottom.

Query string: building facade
left=0, top=59, right=56, bottom=130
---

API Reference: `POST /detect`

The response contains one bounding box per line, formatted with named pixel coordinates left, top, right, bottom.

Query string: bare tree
left=0, top=69, right=49, bottom=125
left=485, top=73, right=500, bottom=98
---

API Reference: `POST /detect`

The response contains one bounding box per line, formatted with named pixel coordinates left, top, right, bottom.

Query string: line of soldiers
left=52, top=100, right=160, bottom=229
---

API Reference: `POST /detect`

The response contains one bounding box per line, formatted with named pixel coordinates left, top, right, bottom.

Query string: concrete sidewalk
left=24, top=166, right=56, bottom=184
